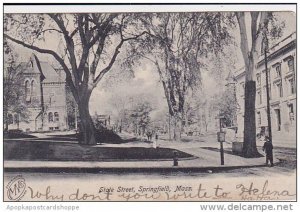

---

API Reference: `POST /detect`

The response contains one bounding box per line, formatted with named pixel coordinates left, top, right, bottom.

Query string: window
left=257, top=112, right=261, bottom=125
left=275, top=65, right=281, bottom=78
left=268, top=84, right=272, bottom=100
left=25, top=80, right=31, bottom=102
left=277, top=83, right=283, bottom=97
left=48, top=112, right=53, bottom=122
left=256, top=74, right=261, bottom=86
left=288, top=78, right=295, bottom=94
left=288, top=58, right=295, bottom=72
left=258, top=91, right=262, bottom=104
left=288, top=104, right=294, bottom=121
left=54, top=112, right=59, bottom=122
left=264, top=84, right=272, bottom=100
left=31, top=80, right=35, bottom=97
left=275, top=109, right=281, bottom=131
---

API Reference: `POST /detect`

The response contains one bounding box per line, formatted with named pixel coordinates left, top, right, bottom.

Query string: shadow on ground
left=4, top=140, right=195, bottom=162
left=201, top=147, right=264, bottom=158
left=39, top=130, right=138, bottom=144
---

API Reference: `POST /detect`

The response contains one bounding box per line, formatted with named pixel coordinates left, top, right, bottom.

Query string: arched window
left=48, top=112, right=53, bottom=122
left=31, top=80, right=35, bottom=99
left=54, top=112, right=59, bottom=122
left=8, top=114, right=13, bottom=124
left=25, top=80, right=31, bottom=102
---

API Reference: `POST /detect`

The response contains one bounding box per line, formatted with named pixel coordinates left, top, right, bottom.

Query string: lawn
left=4, top=128, right=126, bottom=144
left=4, top=131, right=37, bottom=139
left=4, top=140, right=194, bottom=161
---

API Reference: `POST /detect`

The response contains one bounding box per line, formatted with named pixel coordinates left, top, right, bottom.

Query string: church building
left=7, top=54, right=72, bottom=132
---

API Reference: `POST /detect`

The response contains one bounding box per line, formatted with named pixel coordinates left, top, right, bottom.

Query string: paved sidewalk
left=4, top=146, right=272, bottom=172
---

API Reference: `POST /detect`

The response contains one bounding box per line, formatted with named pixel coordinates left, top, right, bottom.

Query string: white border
left=1, top=1, right=299, bottom=212
left=3, top=4, right=297, bottom=13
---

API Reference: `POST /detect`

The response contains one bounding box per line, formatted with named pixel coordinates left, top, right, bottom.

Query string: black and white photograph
left=2, top=3, right=297, bottom=202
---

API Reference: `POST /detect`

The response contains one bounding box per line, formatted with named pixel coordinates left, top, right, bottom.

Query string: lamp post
left=263, top=33, right=273, bottom=144
left=217, top=114, right=225, bottom=165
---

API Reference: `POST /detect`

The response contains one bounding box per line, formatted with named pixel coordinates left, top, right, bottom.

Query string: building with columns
left=234, top=32, right=296, bottom=142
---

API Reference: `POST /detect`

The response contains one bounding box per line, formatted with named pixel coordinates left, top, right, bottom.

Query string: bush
left=78, top=127, right=123, bottom=144
left=8, top=129, right=23, bottom=134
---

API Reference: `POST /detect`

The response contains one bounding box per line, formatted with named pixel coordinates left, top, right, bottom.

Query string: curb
left=4, top=164, right=267, bottom=173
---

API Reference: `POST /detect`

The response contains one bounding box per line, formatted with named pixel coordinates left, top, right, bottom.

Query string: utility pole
left=263, top=35, right=272, bottom=143
left=168, top=114, right=171, bottom=141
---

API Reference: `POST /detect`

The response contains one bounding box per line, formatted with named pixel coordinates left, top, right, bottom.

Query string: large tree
left=4, top=13, right=147, bottom=144
left=235, top=12, right=283, bottom=157
left=127, top=12, right=232, bottom=140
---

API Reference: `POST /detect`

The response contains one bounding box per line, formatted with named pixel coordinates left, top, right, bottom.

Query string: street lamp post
left=217, top=114, right=225, bottom=165
left=263, top=35, right=273, bottom=144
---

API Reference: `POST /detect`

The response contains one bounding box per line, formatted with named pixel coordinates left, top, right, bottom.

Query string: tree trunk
left=243, top=81, right=260, bottom=157
left=4, top=111, right=8, bottom=132
left=236, top=12, right=262, bottom=158
left=17, top=116, right=20, bottom=130
left=77, top=94, right=96, bottom=145
left=172, top=115, right=181, bottom=141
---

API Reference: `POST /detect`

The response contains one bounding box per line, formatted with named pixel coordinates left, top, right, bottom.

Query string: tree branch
left=93, top=31, right=148, bottom=86
left=4, top=33, right=79, bottom=102
left=37, top=28, right=63, bottom=37
left=48, top=14, right=79, bottom=84
left=250, top=12, right=259, bottom=52
left=88, top=14, right=117, bottom=48
left=93, top=40, right=124, bottom=85
left=235, top=12, right=250, bottom=66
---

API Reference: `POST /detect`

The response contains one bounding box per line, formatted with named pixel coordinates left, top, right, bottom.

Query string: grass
left=4, top=140, right=194, bottom=162
left=4, top=131, right=37, bottom=139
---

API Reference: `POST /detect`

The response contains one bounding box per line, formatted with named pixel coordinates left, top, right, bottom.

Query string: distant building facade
left=93, top=113, right=111, bottom=129
left=235, top=32, right=296, bottom=141
left=7, top=54, right=73, bottom=132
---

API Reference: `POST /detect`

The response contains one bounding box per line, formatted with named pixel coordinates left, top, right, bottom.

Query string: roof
left=39, top=61, right=62, bottom=83
left=20, top=54, right=65, bottom=83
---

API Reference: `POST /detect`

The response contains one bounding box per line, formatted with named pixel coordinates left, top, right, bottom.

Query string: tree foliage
left=124, top=12, right=233, bottom=139
left=3, top=41, right=30, bottom=130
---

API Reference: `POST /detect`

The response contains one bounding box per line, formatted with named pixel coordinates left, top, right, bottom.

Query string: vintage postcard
left=2, top=3, right=297, bottom=203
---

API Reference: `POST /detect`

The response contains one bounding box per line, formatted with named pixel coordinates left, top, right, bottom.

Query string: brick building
left=7, top=54, right=73, bottom=132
